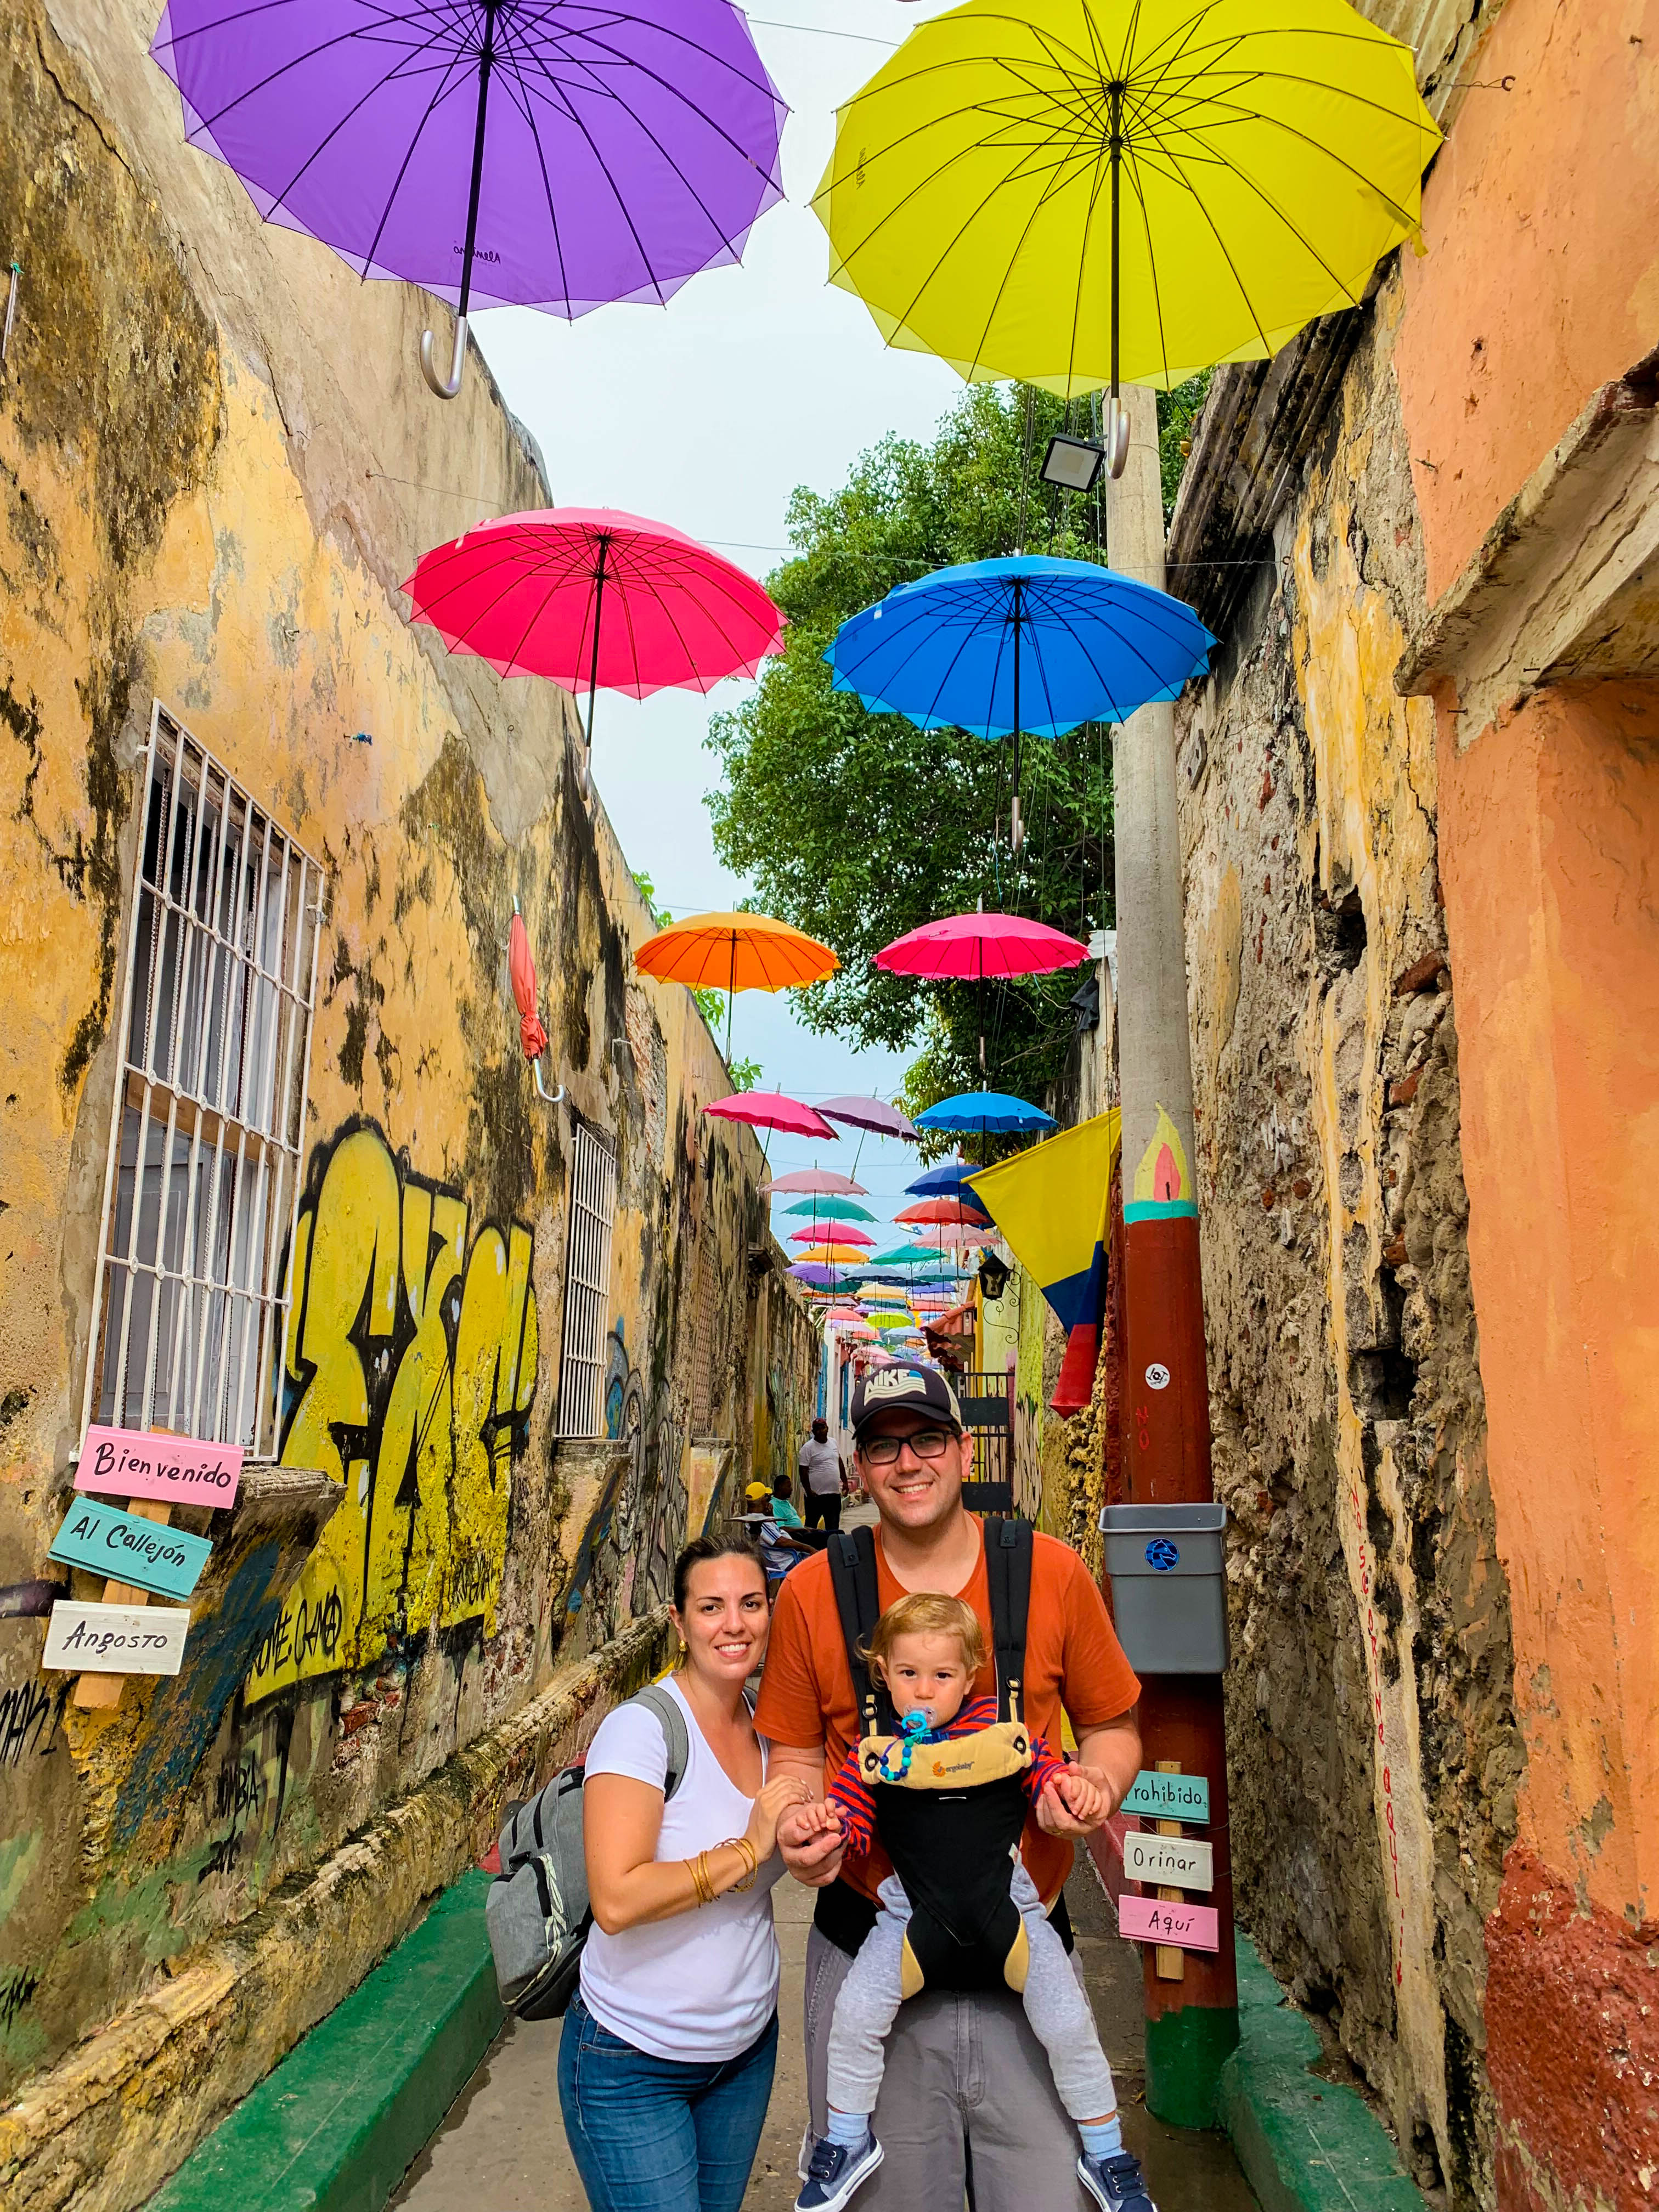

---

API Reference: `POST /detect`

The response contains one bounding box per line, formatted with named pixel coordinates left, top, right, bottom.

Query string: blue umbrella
left=915, top=1090, right=1057, bottom=1136
left=904, top=1159, right=978, bottom=1199
left=826, top=555, right=1213, bottom=848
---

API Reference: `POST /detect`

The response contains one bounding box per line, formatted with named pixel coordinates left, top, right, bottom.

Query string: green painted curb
left=151, top=1870, right=504, bottom=2212
left=1146, top=2000, right=1239, bottom=2128
left=1218, top=1936, right=1427, bottom=2212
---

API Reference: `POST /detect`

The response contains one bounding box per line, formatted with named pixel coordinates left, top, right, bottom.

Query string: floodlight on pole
left=1040, top=434, right=1107, bottom=494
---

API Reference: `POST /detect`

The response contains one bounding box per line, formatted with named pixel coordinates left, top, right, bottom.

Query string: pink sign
left=76, top=1425, right=242, bottom=1509
left=1120, top=1895, right=1220, bottom=1953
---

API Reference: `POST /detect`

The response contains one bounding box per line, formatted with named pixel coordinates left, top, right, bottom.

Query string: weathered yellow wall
left=0, top=0, right=816, bottom=2153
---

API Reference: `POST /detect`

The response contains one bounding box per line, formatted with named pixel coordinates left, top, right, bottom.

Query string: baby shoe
left=1078, top=2148, right=1158, bottom=2211
left=795, top=2130, right=884, bottom=2210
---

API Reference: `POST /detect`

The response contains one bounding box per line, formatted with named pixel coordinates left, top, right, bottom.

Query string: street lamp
left=977, top=1249, right=1011, bottom=1302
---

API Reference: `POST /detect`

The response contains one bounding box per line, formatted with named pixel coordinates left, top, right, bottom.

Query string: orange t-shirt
left=754, top=1526, right=1140, bottom=1907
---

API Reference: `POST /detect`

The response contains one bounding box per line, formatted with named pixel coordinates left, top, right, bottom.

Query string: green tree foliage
left=706, top=385, right=1118, bottom=1112
left=1159, top=371, right=1212, bottom=520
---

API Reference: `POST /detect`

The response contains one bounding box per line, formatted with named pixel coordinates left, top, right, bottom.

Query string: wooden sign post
left=61, top=1426, right=241, bottom=1709
left=1152, top=1757, right=1186, bottom=1981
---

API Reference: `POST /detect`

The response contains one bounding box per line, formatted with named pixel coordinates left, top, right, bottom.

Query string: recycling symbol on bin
left=1146, top=1538, right=1181, bottom=1573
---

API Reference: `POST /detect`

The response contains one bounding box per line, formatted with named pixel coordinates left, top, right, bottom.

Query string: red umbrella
left=705, top=1092, right=837, bottom=1141
left=404, top=509, right=785, bottom=786
left=895, top=1197, right=990, bottom=1228
left=791, top=1222, right=874, bottom=1247
left=507, top=906, right=562, bottom=1104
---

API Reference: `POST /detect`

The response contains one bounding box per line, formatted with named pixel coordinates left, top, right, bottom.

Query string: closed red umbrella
left=507, top=906, right=562, bottom=1104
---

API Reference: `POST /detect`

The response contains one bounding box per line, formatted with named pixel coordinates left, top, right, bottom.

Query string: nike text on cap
left=850, top=1364, right=963, bottom=1443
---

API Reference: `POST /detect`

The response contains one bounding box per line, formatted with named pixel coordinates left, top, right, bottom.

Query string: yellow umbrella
left=635, top=910, right=838, bottom=1058
left=815, top=0, right=1438, bottom=466
left=794, top=1243, right=872, bottom=1267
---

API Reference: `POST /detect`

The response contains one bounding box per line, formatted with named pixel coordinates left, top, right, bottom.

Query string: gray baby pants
left=826, top=1862, right=1117, bottom=2124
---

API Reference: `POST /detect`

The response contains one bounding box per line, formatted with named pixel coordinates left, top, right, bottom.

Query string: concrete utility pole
left=1108, top=383, right=1239, bottom=2121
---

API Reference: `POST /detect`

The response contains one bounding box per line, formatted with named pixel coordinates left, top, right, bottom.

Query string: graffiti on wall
left=247, top=1124, right=537, bottom=1702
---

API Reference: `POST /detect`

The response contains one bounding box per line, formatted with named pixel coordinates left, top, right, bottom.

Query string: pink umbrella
left=874, top=911, right=1090, bottom=980
left=404, top=509, right=785, bottom=787
left=789, top=1222, right=873, bottom=1247
left=705, top=1092, right=837, bottom=1141
left=763, top=1169, right=868, bottom=1197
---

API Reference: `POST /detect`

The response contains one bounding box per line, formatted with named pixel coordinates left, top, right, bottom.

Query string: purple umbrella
left=151, top=0, right=787, bottom=398
left=818, top=1096, right=919, bottom=1142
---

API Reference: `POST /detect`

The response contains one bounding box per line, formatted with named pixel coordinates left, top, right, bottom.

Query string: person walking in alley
left=798, top=1416, right=848, bottom=1535
left=756, top=1367, right=1152, bottom=2212
left=560, top=1537, right=810, bottom=2211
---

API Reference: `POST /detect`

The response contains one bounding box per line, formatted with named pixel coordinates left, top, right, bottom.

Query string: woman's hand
left=745, top=1774, right=811, bottom=1860
left=1035, top=1767, right=1109, bottom=1838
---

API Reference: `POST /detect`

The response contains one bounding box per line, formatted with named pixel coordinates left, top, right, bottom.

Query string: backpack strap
left=633, top=1681, right=691, bottom=1803
left=827, top=1526, right=893, bottom=1735
left=986, top=1519, right=1034, bottom=1725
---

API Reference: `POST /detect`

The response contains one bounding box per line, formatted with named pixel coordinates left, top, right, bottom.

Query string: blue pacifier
left=878, top=1707, right=933, bottom=1782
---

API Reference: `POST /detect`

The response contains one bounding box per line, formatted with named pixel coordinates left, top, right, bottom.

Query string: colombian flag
left=965, top=1110, right=1120, bottom=1415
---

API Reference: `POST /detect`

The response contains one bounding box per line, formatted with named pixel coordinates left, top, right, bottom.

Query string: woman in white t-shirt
left=558, top=1536, right=809, bottom=2211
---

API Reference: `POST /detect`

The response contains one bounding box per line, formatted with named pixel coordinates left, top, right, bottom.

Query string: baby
left=791, top=1592, right=1156, bottom=2212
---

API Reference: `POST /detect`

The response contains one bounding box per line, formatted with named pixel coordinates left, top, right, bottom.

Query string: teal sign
left=1124, top=1769, right=1210, bottom=1823
left=48, top=1495, right=211, bottom=1601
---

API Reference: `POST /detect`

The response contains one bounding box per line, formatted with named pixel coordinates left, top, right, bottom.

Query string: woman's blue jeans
left=557, top=1991, right=778, bottom=2211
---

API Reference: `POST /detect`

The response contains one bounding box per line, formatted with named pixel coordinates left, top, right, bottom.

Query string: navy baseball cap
left=850, top=1364, right=963, bottom=1443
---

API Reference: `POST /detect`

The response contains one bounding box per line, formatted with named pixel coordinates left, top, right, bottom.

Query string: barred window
left=84, top=706, right=323, bottom=1453
left=556, top=1121, right=617, bottom=1439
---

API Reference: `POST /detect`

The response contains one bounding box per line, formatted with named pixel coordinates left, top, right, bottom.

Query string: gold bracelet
left=723, top=1836, right=759, bottom=1893
left=689, top=1852, right=714, bottom=1907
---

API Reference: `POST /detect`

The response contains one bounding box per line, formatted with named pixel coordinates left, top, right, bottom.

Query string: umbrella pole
left=1106, top=84, right=1129, bottom=478
left=581, top=534, right=608, bottom=795
left=1010, top=586, right=1024, bottom=856
left=421, top=0, right=498, bottom=397
left=726, top=932, right=736, bottom=1065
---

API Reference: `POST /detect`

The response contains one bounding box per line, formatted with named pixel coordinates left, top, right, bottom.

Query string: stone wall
left=0, top=0, right=817, bottom=2190
left=1172, top=273, right=1521, bottom=2208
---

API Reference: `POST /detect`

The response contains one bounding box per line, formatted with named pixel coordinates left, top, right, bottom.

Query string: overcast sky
left=474, top=0, right=964, bottom=1220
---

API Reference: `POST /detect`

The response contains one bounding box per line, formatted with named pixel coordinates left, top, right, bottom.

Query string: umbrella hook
left=420, top=0, right=497, bottom=398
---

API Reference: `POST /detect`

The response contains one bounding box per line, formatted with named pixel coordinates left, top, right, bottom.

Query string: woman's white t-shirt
left=578, top=1675, right=785, bottom=2062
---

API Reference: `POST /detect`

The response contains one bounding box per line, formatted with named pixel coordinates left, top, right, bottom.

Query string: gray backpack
left=485, top=1682, right=689, bottom=2019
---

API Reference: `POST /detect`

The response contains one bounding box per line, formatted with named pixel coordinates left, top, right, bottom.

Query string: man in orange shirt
left=760, top=1365, right=1144, bottom=2212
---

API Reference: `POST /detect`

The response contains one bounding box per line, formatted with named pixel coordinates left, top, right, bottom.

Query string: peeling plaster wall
left=0, top=0, right=816, bottom=2170
left=1176, top=276, right=1521, bottom=2208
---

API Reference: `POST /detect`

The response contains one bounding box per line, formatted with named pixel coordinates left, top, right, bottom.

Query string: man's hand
left=1036, top=1766, right=1110, bottom=1838
left=777, top=1802, right=847, bottom=1887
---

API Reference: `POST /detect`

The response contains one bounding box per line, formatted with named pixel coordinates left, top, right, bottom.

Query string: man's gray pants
left=804, top=1899, right=1100, bottom=2210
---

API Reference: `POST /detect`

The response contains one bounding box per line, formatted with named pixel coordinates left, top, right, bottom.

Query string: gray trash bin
left=1098, top=1503, right=1228, bottom=1674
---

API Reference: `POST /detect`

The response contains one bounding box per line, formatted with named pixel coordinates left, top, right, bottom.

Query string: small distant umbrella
left=764, top=1169, right=868, bottom=1198
left=637, top=912, right=838, bottom=1061
left=870, top=1243, right=950, bottom=1267
left=789, top=1222, right=874, bottom=1248
left=789, top=1262, right=838, bottom=1288
left=794, top=1242, right=871, bottom=1270
left=896, top=1198, right=991, bottom=1228
left=905, top=1159, right=978, bottom=1199
left=781, top=1197, right=876, bottom=1222
left=817, top=1097, right=919, bottom=1141
left=706, top=1092, right=837, bottom=1141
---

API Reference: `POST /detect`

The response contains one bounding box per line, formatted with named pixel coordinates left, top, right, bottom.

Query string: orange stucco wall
left=1437, top=681, right=1659, bottom=1923
left=1395, top=0, right=1659, bottom=601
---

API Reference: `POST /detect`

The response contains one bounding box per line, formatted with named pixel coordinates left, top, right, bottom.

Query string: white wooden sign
left=1124, top=1831, right=1214, bottom=1892
left=42, top=1600, right=191, bottom=1675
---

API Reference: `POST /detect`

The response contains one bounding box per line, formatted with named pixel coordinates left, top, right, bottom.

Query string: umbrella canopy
left=827, top=557, right=1211, bottom=844
left=793, top=1242, right=871, bottom=1267
left=638, top=912, right=838, bottom=1059
left=905, top=1159, right=978, bottom=1199
left=781, top=1197, right=876, bottom=1222
left=817, top=1096, right=919, bottom=1141
left=896, top=1198, right=991, bottom=1228
left=765, top=1169, right=867, bottom=1198
left=870, top=1244, right=953, bottom=1266
left=877, top=911, right=1090, bottom=981
left=789, top=1222, right=874, bottom=1248
left=153, top=0, right=787, bottom=399
left=706, top=1092, right=837, bottom=1140
left=812, top=0, right=1437, bottom=461
left=405, top=509, right=782, bottom=693
left=789, top=1262, right=838, bottom=1287
left=915, top=1090, right=1058, bottom=1135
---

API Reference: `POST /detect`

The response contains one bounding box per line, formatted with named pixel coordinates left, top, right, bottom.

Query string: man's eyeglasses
left=861, top=1427, right=955, bottom=1467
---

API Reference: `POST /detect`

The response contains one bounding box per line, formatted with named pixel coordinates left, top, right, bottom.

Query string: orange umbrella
left=635, top=910, right=838, bottom=1058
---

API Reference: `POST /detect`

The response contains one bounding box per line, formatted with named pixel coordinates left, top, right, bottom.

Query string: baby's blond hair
left=859, top=1590, right=985, bottom=1679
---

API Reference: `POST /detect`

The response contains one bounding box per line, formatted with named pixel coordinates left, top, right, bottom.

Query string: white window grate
left=82, top=704, right=324, bottom=1454
left=556, top=1122, right=617, bottom=1440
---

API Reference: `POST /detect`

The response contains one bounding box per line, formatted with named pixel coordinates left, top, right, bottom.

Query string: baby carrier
left=827, top=1520, right=1036, bottom=1998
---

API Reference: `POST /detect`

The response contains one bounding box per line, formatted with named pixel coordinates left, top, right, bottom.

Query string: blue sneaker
left=795, top=2130, right=884, bottom=2210
left=1078, top=2149, right=1158, bottom=2211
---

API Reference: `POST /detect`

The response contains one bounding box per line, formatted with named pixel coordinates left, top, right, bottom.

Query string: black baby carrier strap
left=820, top=1520, right=1042, bottom=1992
